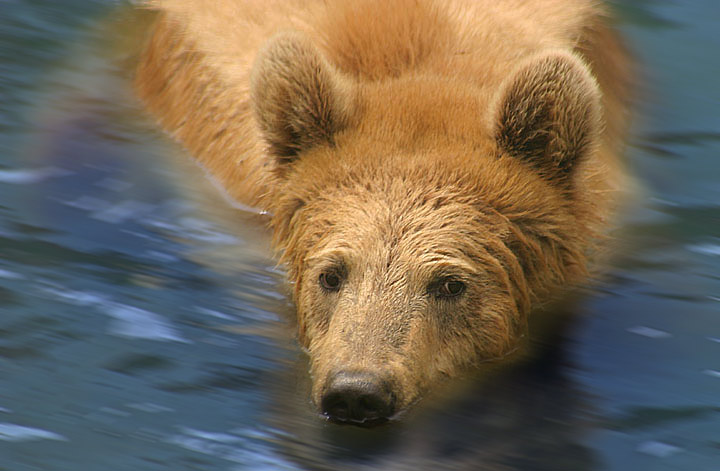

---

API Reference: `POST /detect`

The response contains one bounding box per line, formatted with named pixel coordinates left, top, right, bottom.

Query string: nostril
left=357, top=394, right=383, bottom=419
left=322, top=393, right=350, bottom=421
left=320, top=371, right=395, bottom=426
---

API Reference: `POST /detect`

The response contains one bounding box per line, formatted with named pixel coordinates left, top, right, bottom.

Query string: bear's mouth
left=321, top=413, right=391, bottom=428
left=319, top=401, right=407, bottom=428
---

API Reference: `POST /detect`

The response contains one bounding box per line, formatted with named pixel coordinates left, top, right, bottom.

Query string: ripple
left=0, top=166, right=71, bottom=184
left=0, top=423, right=67, bottom=442
left=0, top=268, right=24, bottom=280
left=626, top=325, right=672, bottom=339
left=146, top=217, right=239, bottom=244
left=637, top=440, right=683, bottom=458
left=104, top=303, right=188, bottom=342
left=688, top=243, right=720, bottom=257
left=90, top=200, right=156, bottom=224
left=40, top=285, right=188, bottom=342
left=126, top=402, right=174, bottom=413
left=167, top=426, right=297, bottom=469
left=196, top=306, right=236, bottom=321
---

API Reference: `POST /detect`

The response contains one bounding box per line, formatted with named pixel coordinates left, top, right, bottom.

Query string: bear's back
left=136, top=0, right=630, bottom=210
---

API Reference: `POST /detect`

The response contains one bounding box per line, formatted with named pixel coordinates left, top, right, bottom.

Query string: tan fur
left=135, top=0, right=632, bottom=415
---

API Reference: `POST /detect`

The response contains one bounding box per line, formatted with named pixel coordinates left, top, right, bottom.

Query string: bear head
left=251, top=32, right=601, bottom=425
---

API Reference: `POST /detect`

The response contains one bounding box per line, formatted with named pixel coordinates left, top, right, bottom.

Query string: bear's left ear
left=251, top=32, right=353, bottom=167
left=493, top=51, right=602, bottom=185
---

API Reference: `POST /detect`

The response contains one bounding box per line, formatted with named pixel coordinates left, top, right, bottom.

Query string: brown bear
left=134, top=0, right=632, bottom=425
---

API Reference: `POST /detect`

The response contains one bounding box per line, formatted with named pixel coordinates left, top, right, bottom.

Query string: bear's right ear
left=492, top=51, right=602, bottom=186
left=251, top=32, right=352, bottom=167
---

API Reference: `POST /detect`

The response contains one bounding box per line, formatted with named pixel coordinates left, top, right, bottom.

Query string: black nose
left=320, top=371, right=395, bottom=425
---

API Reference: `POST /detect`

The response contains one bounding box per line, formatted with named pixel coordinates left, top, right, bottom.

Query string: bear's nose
left=320, top=370, right=395, bottom=426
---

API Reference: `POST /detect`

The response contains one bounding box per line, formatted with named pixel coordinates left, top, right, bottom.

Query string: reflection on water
left=267, top=338, right=598, bottom=471
left=1, top=1, right=719, bottom=470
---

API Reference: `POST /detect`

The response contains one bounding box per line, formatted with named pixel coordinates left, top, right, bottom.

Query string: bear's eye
left=319, top=270, right=343, bottom=292
left=432, top=278, right=466, bottom=299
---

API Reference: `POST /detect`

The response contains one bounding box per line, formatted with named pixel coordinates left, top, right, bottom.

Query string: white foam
left=104, top=303, right=188, bottom=343
left=167, top=427, right=297, bottom=469
left=196, top=306, right=235, bottom=321
left=40, top=285, right=188, bottom=342
left=0, top=167, right=71, bottom=184
left=181, top=427, right=243, bottom=444
left=177, top=217, right=239, bottom=244
left=0, top=423, right=67, bottom=442
left=146, top=217, right=238, bottom=244
left=0, top=268, right=24, bottom=280
left=636, top=440, right=682, bottom=458
left=626, top=326, right=672, bottom=339
left=687, top=243, right=720, bottom=256
left=40, top=286, right=107, bottom=307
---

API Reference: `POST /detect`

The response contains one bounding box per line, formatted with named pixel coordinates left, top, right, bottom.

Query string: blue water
left=0, top=1, right=718, bottom=470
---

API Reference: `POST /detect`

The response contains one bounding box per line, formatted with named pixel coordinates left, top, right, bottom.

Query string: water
left=0, top=1, right=718, bottom=470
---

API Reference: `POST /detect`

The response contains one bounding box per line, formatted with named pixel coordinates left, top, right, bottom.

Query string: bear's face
left=290, top=172, right=525, bottom=423
left=251, top=33, right=601, bottom=424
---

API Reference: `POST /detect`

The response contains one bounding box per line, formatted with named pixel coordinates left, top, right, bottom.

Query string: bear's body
left=136, top=0, right=631, bottom=425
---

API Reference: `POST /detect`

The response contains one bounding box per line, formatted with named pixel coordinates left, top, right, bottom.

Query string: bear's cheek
left=294, top=287, right=334, bottom=350
left=416, top=291, right=520, bottom=371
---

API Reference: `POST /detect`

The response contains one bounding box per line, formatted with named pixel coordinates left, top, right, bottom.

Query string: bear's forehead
left=306, top=196, right=502, bottom=263
left=292, top=138, right=502, bottom=196
left=306, top=229, right=494, bottom=286
left=353, top=77, right=493, bottom=146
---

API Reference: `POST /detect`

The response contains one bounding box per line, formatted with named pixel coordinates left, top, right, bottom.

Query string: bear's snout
left=320, top=370, right=396, bottom=426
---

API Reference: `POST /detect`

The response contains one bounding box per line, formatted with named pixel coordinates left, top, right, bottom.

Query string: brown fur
left=135, top=0, right=632, bottom=415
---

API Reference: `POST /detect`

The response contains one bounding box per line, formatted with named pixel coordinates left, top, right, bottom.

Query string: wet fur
left=135, top=0, right=632, bottom=413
